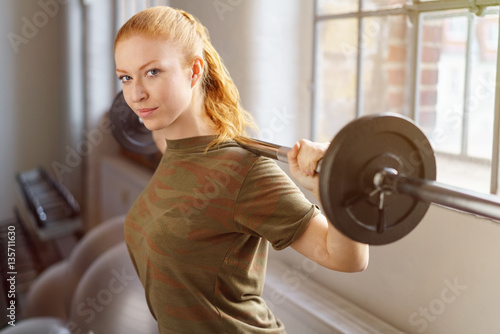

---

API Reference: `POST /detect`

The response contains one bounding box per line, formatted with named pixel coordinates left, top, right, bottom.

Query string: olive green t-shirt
left=124, top=136, right=319, bottom=334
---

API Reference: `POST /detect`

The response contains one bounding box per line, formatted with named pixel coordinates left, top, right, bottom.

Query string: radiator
left=262, top=260, right=405, bottom=334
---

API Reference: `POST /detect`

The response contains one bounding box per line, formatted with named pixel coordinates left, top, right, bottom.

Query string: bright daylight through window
left=313, top=0, right=500, bottom=194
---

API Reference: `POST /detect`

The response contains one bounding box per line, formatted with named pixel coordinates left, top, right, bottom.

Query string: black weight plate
left=319, top=113, right=436, bottom=245
left=109, top=91, right=158, bottom=155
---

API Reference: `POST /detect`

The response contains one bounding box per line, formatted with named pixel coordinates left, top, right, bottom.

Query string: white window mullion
left=490, top=14, right=500, bottom=194
left=410, top=12, right=422, bottom=122
left=311, top=0, right=321, bottom=141
left=461, top=13, right=476, bottom=156
left=355, top=11, right=364, bottom=117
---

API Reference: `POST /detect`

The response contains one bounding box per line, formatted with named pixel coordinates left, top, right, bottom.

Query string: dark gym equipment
left=317, top=114, right=437, bottom=245
left=15, top=167, right=82, bottom=241
left=109, top=91, right=158, bottom=155
left=109, top=91, right=500, bottom=245
left=240, top=114, right=500, bottom=244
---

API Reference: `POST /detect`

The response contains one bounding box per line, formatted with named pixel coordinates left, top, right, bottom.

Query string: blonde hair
left=115, top=6, right=256, bottom=147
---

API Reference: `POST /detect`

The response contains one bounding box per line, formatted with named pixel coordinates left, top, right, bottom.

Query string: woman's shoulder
left=219, top=140, right=281, bottom=165
left=210, top=140, right=284, bottom=177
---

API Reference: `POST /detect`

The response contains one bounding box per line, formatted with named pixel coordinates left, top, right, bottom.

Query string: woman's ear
left=191, top=57, right=204, bottom=88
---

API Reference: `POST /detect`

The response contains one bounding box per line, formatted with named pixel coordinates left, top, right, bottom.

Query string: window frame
left=311, top=0, right=500, bottom=195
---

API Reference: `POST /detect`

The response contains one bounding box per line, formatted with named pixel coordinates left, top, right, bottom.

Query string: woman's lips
left=138, top=107, right=158, bottom=118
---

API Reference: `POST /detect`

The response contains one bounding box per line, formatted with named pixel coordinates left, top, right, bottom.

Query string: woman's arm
left=288, top=139, right=369, bottom=272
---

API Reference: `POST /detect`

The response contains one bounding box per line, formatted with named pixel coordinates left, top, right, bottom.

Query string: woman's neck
left=162, top=104, right=217, bottom=140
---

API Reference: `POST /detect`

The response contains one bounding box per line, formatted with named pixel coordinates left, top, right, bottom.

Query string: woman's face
left=115, top=34, right=203, bottom=137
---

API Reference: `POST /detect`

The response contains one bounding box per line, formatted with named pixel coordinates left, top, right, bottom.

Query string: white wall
left=170, top=1, right=500, bottom=333
left=0, top=0, right=67, bottom=221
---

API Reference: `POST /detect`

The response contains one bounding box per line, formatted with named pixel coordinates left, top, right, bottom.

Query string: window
left=313, top=0, right=500, bottom=194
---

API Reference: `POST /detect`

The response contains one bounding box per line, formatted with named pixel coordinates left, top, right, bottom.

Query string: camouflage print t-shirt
left=124, top=136, right=320, bottom=334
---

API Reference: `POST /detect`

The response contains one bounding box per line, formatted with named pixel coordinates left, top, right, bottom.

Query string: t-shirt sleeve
left=234, top=157, right=320, bottom=250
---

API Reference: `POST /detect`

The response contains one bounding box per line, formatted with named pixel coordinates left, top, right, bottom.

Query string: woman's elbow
left=349, top=244, right=370, bottom=272
left=327, top=245, right=370, bottom=273
left=350, top=253, right=369, bottom=273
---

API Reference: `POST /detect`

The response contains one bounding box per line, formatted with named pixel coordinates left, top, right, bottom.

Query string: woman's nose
left=131, top=82, right=148, bottom=102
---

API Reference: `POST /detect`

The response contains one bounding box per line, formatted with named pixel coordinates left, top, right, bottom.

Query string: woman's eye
left=119, top=75, right=132, bottom=83
left=147, top=69, right=159, bottom=77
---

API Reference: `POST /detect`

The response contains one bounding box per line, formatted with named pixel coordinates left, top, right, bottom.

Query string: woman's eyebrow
left=116, top=60, right=161, bottom=74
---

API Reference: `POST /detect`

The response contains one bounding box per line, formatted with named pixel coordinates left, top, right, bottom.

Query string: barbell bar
left=380, top=169, right=500, bottom=223
left=240, top=113, right=500, bottom=245
left=109, top=91, right=500, bottom=245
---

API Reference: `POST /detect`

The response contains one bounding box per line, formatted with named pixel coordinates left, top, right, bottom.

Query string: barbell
left=240, top=113, right=500, bottom=245
left=109, top=92, right=500, bottom=245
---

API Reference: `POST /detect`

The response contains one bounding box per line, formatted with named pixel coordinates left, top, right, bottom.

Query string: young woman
left=114, top=6, right=368, bottom=333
